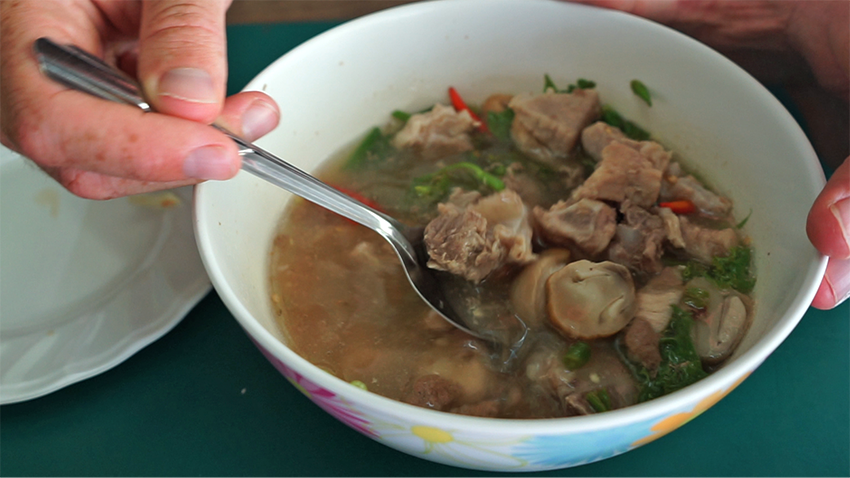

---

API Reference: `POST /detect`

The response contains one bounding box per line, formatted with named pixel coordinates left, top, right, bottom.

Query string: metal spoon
left=32, top=37, right=508, bottom=342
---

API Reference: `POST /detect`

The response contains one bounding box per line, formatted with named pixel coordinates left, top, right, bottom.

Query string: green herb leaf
left=621, top=121, right=651, bottom=141
left=486, top=108, right=515, bottom=142
left=411, top=161, right=506, bottom=205
left=543, top=75, right=596, bottom=94
left=682, top=246, right=755, bottom=293
left=345, top=127, right=394, bottom=170
left=683, top=287, right=709, bottom=310
left=630, top=79, right=652, bottom=106
left=585, top=388, right=611, bottom=413
left=489, top=163, right=507, bottom=176
left=577, top=78, right=596, bottom=89
left=736, top=209, right=753, bottom=229
left=543, top=73, right=558, bottom=93
left=350, top=380, right=368, bottom=390
left=601, top=105, right=651, bottom=141
left=682, top=261, right=709, bottom=282
left=621, top=306, right=708, bottom=402
left=709, top=246, right=756, bottom=293
left=563, top=342, right=592, bottom=370
left=391, top=110, right=411, bottom=122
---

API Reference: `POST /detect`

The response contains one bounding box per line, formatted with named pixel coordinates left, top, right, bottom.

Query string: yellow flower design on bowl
left=633, top=373, right=751, bottom=447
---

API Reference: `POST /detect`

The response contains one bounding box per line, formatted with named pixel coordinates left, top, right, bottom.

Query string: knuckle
left=144, top=2, right=225, bottom=51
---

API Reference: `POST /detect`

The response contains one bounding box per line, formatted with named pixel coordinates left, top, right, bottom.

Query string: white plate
left=0, top=147, right=211, bottom=404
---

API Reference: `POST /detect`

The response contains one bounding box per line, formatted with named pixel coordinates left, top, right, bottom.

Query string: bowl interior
left=195, top=0, right=824, bottom=420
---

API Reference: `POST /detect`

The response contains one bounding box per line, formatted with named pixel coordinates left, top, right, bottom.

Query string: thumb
left=807, top=157, right=850, bottom=260
left=138, top=0, right=232, bottom=124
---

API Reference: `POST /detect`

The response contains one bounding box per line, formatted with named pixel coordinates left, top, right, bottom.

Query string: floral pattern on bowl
left=252, top=337, right=754, bottom=471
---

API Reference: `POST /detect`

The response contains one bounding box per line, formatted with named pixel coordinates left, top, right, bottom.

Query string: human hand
left=0, top=0, right=280, bottom=199
left=570, top=0, right=849, bottom=308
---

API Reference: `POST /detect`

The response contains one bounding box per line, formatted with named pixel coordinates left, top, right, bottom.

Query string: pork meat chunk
left=423, top=204, right=501, bottom=282
left=470, top=190, right=536, bottom=264
left=634, top=266, right=684, bottom=332
left=402, top=374, right=462, bottom=411
left=661, top=162, right=732, bottom=217
left=393, top=104, right=476, bottom=160
left=679, top=216, right=739, bottom=264
left=573, top=140, right=672, bottom=208
left=656, top=206, right=686, bottom=248
left=509, top=89, right=602, bottom=165
left=580, top=121, right=628, bottom=162
left=424, top=190, right=534, bottom=282
left=607, top=204, right=667, bottom=275
left=623, top=318, right=662, bottom=371
left=533, top=198, right=617, bottom=256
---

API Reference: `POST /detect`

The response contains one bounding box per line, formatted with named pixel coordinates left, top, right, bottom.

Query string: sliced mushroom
left=510, top=249, right=571, bottom=328
left=692, top=294, right=749, bottom=364
left=546, top=260, right=636, bottom=339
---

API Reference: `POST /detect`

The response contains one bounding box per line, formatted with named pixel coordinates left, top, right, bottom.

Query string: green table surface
left=2, top=21, right=848, bottom=477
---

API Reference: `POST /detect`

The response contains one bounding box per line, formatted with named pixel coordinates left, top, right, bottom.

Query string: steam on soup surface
left=270, top=78, right=756, bottom=418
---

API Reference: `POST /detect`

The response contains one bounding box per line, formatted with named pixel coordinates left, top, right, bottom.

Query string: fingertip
left=217, top=92, right=281, bottom=141
left=807, top=201, right=850, bottom=259
left=811, top=256, right=850, bottom=310
left=811, top=277, right=836, bottom=310
left=240, top=99, right=280, bottom=141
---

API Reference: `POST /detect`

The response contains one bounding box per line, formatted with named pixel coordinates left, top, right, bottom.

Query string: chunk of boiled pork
left=402, top=374, right=462, bottom=410
left=524, top=336, right=638, bottom=416
left=393, top=104, right=477, bottom=160
left=622, top=318, right=662, bottom=371
left=580, top=121, right=628, bottom=162
left=634, top=266, right=685, bottom=333
left=423, top=204, right=501, bottom=282
left=510, top=249, right=572, bottom=328
left=424, top=189, right=534, bottom=282
left=607, top=204, right=667, bottom=275
left=656, top=206, right=686, bottom=248
left=572, top=140, right=672, bottom=208
left=661, top=162, right=733, bottom=217
left=678, top=216, right=739, bottom=264
left=546, top=260, right=636, bottom=339
left=469, top=189, right=535, bottom=264
left=403, top=333, right=506, bottom=416
left=508, top=89, right=602, bottom=165
left=533, top=198, right=617, bottom=256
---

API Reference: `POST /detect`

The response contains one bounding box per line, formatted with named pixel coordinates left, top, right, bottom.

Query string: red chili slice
left=448, top=86, right=489, bottom=134
left=658, top=199, right=697, bottom=215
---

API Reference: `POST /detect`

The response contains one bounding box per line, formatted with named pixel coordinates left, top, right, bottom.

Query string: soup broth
left=270, top=81, right=755, bottom=418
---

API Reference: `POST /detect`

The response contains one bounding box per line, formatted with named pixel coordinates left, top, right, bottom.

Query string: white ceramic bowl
left=194, top=0, right=826, bottom=471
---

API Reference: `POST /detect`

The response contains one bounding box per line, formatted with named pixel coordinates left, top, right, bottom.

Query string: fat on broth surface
left=269, top=83, right=755, bottom=419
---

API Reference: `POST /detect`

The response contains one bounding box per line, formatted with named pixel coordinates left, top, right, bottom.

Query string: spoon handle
left=32, top=37, right=407, bottom=240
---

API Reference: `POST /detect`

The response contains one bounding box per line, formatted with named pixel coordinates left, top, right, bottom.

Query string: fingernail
left=829, top=197, right=850, bottom=257
left=824, top=257, right=850, bottom=307
left=183, top=145, right=234, bottom=180
left=158, top=68, right=217, bottom=104
left=241, top=101, right=279, bottom=141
